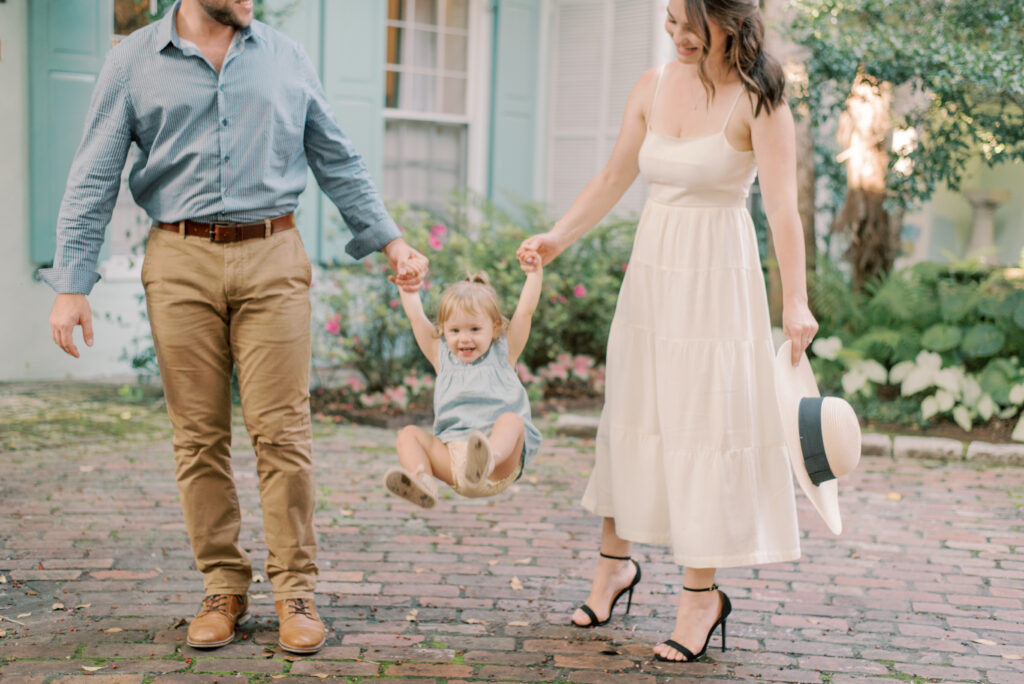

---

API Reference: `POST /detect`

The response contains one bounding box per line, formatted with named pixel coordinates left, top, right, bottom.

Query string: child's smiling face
left=443, top=307, right=500, bottom=363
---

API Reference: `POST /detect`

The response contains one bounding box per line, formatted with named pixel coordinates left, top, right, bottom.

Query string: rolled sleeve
left=297, top=46, right=399, bottom=260
left=37, top=268, right=102, bottom=296
left=344, top=215, right=402, bottom=260
left=44, top=49, right=134, bottom=294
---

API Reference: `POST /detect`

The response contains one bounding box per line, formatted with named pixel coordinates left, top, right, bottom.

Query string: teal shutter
left=29, top=0, right=113, bottom=265
left=488, top=0, right=541, bottom=210
left=320, top=0, right=387, bottom=263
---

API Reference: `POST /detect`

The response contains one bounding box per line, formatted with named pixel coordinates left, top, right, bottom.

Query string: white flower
left=953, top=405, right=972, bottom=432
left=811, top=336, right=842, bottom=361
left=977, top=394, right=998, bottom=421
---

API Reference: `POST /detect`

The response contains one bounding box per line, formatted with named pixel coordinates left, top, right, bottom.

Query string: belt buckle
left=210, top=223, right=233, bottom=243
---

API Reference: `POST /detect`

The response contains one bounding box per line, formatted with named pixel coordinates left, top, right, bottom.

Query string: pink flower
left=324, top=314, right=341, bottom=335
left=428, top=234, right=443, bottom=250
left=423, top=280, right=432, bottom=291
left=574, top=284, right=587, bottom=298
left=430, top=223, right=447, bottom=238
left=345, top=376, right=365, bottom=392
left=389, top=299, right=399, bottom=308
left=516, top=363, right=538, bottom=384
left=621, top=262, right=628, bottom=271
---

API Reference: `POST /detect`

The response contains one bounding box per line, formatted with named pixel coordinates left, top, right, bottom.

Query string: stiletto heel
left=572, top=551, right=642, bottom=628
left=655, top=584, right=732, bottom=663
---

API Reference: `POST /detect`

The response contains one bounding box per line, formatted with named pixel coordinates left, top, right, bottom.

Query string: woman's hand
left=783, top=300, right=818, bottom=366
left=517, top=232, right=569, bottom=267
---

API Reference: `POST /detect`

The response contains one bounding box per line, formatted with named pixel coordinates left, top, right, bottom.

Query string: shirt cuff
left=344, top=216, right=403, bottom=260
left=37, top=267, right=102, bottom=295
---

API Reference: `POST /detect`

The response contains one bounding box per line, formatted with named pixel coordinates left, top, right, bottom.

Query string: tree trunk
left=834, top=75, right=900, bottom=291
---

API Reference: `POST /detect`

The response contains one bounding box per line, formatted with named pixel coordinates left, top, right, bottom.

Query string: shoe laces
left=198, top=594, right=235, bottom=617
left=285, top=598, right=314, bottom=619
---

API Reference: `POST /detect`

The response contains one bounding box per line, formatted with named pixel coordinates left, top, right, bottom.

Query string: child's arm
left=398, top=287, right=440, bottom=372
left=506, top=252, right=543, bottom=366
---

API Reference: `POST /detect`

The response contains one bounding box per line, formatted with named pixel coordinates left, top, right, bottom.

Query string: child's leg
left=487, top=413, right=525, bottom=481
left=396, top=425, right=454, bottom=485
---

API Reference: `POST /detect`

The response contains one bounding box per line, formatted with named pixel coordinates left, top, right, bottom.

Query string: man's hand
left=383, top=238, right=429, bottom=292
left=50, top=294, right=94, bottom=358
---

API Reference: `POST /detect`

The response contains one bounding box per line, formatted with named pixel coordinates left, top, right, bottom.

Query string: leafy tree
left=788, top=0, right=1024, bottom=288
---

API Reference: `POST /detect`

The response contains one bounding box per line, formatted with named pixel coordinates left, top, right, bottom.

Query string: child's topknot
left=435, top=271, right=509, bottom=338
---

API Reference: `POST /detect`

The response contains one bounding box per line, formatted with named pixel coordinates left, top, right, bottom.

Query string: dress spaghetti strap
left=720, top=87, right=745, bottom=133
left=647, top=64, right=667, bottom=130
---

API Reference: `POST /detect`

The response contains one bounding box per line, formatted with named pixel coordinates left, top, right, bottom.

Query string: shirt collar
left=155, top=1, right=261, bottom=53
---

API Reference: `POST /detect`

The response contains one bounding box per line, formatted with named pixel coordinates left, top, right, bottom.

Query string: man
left=43, top=0, right=427, bottom=654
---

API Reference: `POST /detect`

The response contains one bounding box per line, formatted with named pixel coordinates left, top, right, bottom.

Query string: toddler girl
left=384, top=254, right=543, bottom=507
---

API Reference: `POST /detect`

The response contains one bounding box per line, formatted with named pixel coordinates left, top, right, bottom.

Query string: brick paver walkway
left=2, top=392, right=1023, bottom=682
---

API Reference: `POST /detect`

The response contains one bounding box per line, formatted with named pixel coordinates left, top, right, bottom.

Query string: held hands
left=517, top=247, right=543, bottom=274
left=384, top=238, right=429, bottom=292
left=783, top=299, right=819, bottom=366
left=517, top=231, right=567, bottom=268
left=50, top=294, right=94, bottom=358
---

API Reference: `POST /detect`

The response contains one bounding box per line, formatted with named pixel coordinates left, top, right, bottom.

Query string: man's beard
left=198, top=0, right=250, bottom=29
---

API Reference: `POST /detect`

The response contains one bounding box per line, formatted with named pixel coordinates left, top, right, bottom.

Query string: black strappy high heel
left=655, top=583, right=732, bottom=662
left=572, top=551, right=642, bottom=628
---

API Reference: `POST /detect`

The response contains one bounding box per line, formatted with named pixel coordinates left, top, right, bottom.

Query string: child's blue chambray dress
left=433, top=336, right=541, bottom=477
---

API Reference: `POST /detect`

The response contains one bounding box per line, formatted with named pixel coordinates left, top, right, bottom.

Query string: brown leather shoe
left=276, top=598, right=326, bottom=654
left=186, top=594, right=249, bottom=649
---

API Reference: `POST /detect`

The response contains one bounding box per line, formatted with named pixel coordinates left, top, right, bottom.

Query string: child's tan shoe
left=385, top=466, right=438, bottom=508
left=464, top=431, right=494, bottom=485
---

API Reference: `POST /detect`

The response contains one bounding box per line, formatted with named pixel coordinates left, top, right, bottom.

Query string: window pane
left=114, top=0, right=152, bottom=36
left=442, top=77, right=467, bottom=115
left=412, top=29, right=438, bottom=69
left=383, top=120, right=467, bottom=213
left=391, top=73, right=435, bottom=111
left=388, top=0, right=406, bottom=22
left=385, top=70, right=400, bottom=108
left=443, top=33, right=467, bottom=72
left=445, top=0, right=469, bottom=28
left=386, top=25, right=404, bottom=66
left=415, top=0, right=438, bottom=25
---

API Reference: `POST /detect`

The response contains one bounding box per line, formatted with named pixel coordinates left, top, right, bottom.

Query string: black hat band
left=798, top=397, right=835, bottom=486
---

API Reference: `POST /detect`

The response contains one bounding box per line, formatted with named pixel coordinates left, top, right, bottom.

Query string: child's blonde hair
left=434, top=272, right=509, bottom=338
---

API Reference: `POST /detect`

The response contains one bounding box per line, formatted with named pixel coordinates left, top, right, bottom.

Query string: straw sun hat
left=774, top=340, right=862, bottom=535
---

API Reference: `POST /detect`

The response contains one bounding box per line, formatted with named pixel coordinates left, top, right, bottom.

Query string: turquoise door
left=29, top=0, right=114, bottom=265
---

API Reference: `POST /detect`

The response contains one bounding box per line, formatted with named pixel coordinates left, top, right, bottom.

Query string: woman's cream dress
left=581, top=66, right=801, bottom=567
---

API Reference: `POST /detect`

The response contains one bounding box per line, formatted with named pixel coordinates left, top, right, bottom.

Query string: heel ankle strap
left=599, top=551, right=631, bottom=561
left=682, top=583, right=718, bottom=592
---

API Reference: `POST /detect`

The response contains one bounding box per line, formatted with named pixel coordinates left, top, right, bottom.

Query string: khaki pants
left=141, top=226, right=317, bottom=599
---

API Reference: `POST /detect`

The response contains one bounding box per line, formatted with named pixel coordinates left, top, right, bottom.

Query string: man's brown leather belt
left=155, top=213, right=295, bottom=243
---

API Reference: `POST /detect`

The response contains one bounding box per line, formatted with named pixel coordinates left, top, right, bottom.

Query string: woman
left=518, top=0, right=818, bottom=663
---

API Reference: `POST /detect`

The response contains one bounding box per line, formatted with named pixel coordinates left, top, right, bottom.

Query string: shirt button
left=221, top=118, right=228, bottom=126
left=224, top=155, right=230, bottom=162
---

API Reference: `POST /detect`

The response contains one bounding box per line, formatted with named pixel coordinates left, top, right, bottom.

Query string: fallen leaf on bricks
left=973, top=638, right=997, bottom=646
left=16, top=613, right=30, bottom=619
left=807, top=618, right=820, bottom=625
left=487, top=560, right=499, bottom=566
left=414, top=568, right=425, bottom=573
left=52, top=603, right=65, bottom=611
left=507, top=621, right=529, bottom=627
left=80, top=465, right=95, bottom=473
left=262, top=648, right=276, bottom=658
left=272, top=675, right=286, bottom=679
left=0, top=629, right=7, bottom=638
left=439, top=533, right=456, bottom=542
left=601, top=648, right=620, bottom=655
left=170, top=618, right=187, bottom=629
left=25, top=590, right=38, bottom=596
left=464, top=618, right=489, bottom=625
left=120, top=411, right=132, bottom=420
left=340, top=508, right=354, bottom=516
left=0, top=574, right=6, bottom=584
left=312, top=674, right=328, bottom=679
left=528, top=476, right=538, bottom=484
left=513, top=558, right=532, bottom=565
left=104, top=628, right=123, bottom=633
left=886, top=492, right=902, bottom=501
left=1003, top=654, right=1022, bottom=660
left=282, top=655, right=302, bottom=663
left=81, top=666, right=103, bottom=672
left=252, top=594, right=268, bottom=600
left=510, top=576, right=523, bottom=591
left=406, top=609, right=419, bottom=622
left=75, top=604, right=91, bottom=610
left=253, top=573, right=264, bottom=583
